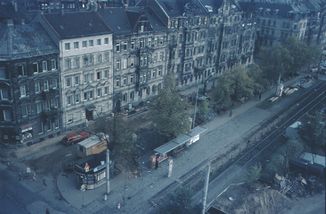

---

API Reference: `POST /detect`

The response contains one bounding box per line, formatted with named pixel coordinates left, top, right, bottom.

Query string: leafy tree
left=258, top=44, right=293, bottom=83
left=150, top=73, right=190, bottom=138
left=196, top=99, right=210, bottom=123
left=247, top=63, right=269, bottom=93
left=159, top=186, right=200, bottom=214
left=300, top=111, right=326, bottom=149
left=94, top=115, right=138, bottom=171
left=211, top=76, right=232, bottom=112
left=227, top=66, right=255, bottom=102
left=284, top=37, right=321, bottom=72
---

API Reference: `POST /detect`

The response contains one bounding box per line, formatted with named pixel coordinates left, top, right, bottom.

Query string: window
left=64, top=58, right=71, bottom=70
left=97, top=54, right=102, bottom=63
left=82, top=41, right=87, bottom=47
left=20, top=85, right=27, bottom=97
left=32, top=62, right=39, bottom=73
left=67, top=114, right=73, bottom=124
left=83, top=56, right=89, bottom=66
left=116, top=43, right=120, bottom=52
left=131, top=41, right=135, bottom=49
left=116, top=59, right=121, bottom=70
left=83, top=90, right=93, bottom=100
left=122, top=58, right=127, bottom=69
left=64, top=43, right=70, bottom=50
left=116, top=79, right=120, bottom=87
left=0, top=88, right=9, bottom=100
left=97, top=71, right=101, bottom=80
left=123, top=93, right=127, bottom=101
left=104, top=70, right=108, bottom=78
left=89, top=40, right=94, bottom=46
left=104, top=86, right=108, bottom=95
left=130, top=91, right=134, bottom=100
left=51, top=59, right=57, bottom=70
left=84, top=73, right=93, bottom=82
left=97, top=88, right=102, bottom=97
left=17, top=65, right=26, bottom=76
left=123, top=77, right=127, bottom=85
left=44, top=80, right=49, bottom=91
left=66, top=77, right=72, bottom=87
left=104, top=38, right=109, bottom=44
left=73, top=57, right=80, bottom=68
left=67, top=95, right=72, bottom=106
left=97, top=39, right=101, bottom=45
left=122, top=42, right=127, bottom=51
left=130, top=75, right=134, bottom=83
left=130, top=58, right=134, bottom=67
left=74, top=76, right=80, bottom=85
left=36, top=101, right=42, bottom=114
left=2, top=109, right=12, bottom=121
left=104, top=52, right=110, bottom=62
left=75, top=93, right=80, bottom=103
left=54, top=119, right=59, bottom=129
left=21, top=105, right=28, bottom=117
left=74, top=42, right=79, bottom=49
left=51, top=79, right=58, bottom=89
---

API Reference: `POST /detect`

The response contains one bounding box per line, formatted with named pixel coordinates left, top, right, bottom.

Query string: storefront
left=74, top=152, right=107, bottom=191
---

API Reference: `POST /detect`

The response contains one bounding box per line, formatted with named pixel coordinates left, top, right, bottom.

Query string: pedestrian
left=259, top=93, right=262, bottom=100
left=45, top=208, right=50, bottom=214
left=229, top=110, right=233, bottom=117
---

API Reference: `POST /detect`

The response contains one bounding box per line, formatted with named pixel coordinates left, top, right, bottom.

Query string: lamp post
left=202, top=163, right=211, bottom=214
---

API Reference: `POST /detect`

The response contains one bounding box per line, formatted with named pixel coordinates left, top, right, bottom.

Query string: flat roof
left=188, top=126, right=207, bottom=137
left=301, top=152, right=326, bottom=167
left=78, top=135, right=102, bottom=148
left=154, top=126, right=206, bottom=154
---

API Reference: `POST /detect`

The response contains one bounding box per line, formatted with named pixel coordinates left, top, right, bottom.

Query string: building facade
left=41, top=12, right=114, bottom=129
left=99, top=7, right=168, bottom=111
left=0, top=17, right=62, bottom=144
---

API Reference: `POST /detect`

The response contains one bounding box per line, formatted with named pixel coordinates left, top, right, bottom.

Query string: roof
left=156, top=0, right=207, bottom=17
left=43, top=12, right=112, bottom=39
left=300, top=152, right=326, bottom=167
left=188, top=126, right=207, bottom=137
left=78, top=135, right=104, bottom=148
left=0, top=21, right=57, bottom=60
left=98, top=8, right=132, bottom=35
left=239, top=2, right=296, bottom=18
left=199, top=0, right=223, bottom=13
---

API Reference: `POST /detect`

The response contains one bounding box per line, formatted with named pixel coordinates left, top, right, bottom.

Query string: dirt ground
left=283, top=192, right=325, bottom=214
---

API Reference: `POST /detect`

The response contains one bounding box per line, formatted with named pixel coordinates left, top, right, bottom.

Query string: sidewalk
left=56, top=76, right=304, bottom=213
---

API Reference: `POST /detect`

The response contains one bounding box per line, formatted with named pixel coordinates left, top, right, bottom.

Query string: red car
left=61, top=131, right=91, bottom=145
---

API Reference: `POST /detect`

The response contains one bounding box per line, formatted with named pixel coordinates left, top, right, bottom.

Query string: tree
left=211, top=76, right=232, bottom=112
left=284, top=37, right=321, bottom=72
left=94, top=115, right=138, bottom=171
left=258, top=44, right=293, bottom=83
left=159, top=186, right=200, bottom=214
left=150, top=73, right=190, bottom=138
left=247, top=63, right=269, bottom=93
left=300, top=111, right=326, bottom=149
left=228, top=66, right=255, bottom=102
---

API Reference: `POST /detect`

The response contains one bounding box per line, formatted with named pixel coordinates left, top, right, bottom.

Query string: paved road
left=0, top=169, right=37, bottom=214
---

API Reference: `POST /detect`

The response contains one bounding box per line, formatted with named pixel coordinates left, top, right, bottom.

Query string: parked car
left=61, top=131, right=91, bottom=145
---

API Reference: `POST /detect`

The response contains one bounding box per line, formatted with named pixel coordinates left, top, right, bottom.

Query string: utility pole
left=106, top=148, right=110, bottom=196
left=202, top=163, right=211, bottom=214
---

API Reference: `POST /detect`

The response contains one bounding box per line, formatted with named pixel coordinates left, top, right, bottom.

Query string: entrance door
left=85, top=109, right=94, bottom=121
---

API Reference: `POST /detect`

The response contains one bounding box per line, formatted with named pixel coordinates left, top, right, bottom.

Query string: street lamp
left=192, top=79, right=199, bottom=129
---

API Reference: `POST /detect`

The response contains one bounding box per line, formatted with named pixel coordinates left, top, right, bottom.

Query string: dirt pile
left=234, top=189, right=291, bottom=214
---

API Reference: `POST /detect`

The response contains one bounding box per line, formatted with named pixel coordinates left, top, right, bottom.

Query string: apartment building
left=239, top=2, right=308, bottom=48
left=99, top=7, right=168, bottom=111
left=0, top=16, right=61, bottom=144
left=41, top=12, right=114, bottom=128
